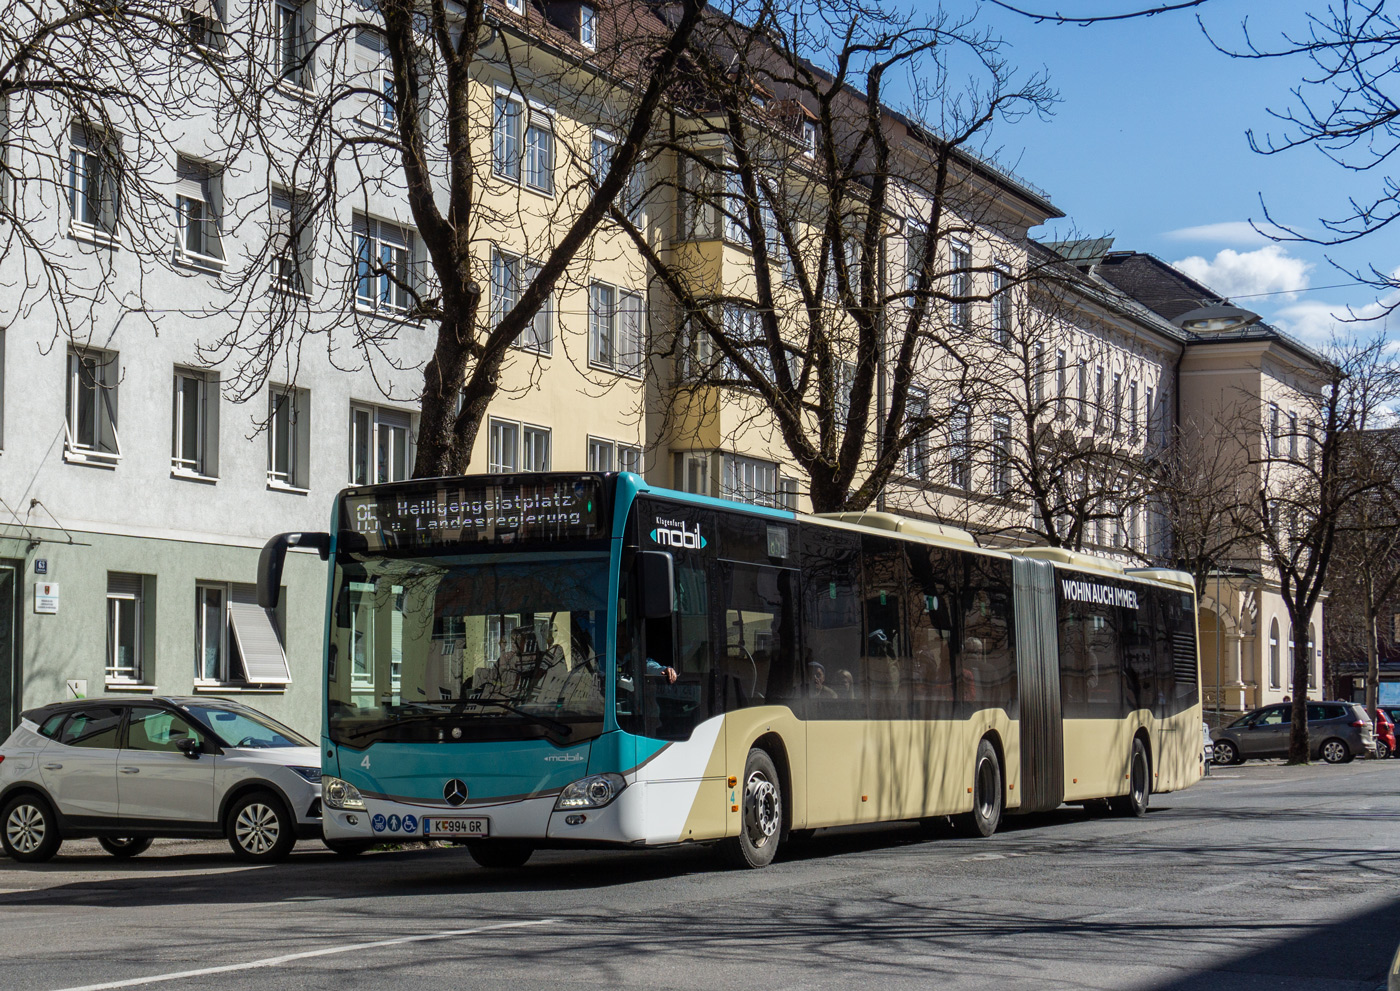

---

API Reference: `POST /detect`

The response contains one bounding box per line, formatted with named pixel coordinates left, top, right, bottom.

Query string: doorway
left=0, top=560, right=21, bottom=739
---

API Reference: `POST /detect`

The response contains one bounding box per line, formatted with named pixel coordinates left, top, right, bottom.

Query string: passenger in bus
left=807, top=661, right=838, bottom=698
left=833, top=668, right=857, bottom=699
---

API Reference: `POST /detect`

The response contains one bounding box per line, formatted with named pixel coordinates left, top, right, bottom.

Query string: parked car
left=1211, top=701, right=1377, bottom=766
left=1375, top=707, right=1396, bottom=760
left=0, top=696, right=330, bottom=863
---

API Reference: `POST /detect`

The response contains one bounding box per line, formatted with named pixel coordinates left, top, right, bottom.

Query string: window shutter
left=229, top=584, right=290, bottom=684
left=107, top=573, right=143, bottom=597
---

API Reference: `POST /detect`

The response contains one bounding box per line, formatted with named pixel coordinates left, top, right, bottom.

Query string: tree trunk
left=1288, top=604, right=1310, bottom=764
left=1365, top=571, right=1379, bottom=715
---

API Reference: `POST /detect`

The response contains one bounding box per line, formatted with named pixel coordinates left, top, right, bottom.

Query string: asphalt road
left=2, top=759, right=1398, bottom=991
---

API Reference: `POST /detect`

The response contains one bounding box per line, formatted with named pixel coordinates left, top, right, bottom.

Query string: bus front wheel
left=722, top=749, right=783, bottom=869
left=953, top=739, right=1003, bottom=838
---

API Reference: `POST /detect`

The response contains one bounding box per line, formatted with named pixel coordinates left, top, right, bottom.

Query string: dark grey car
left=1212, top=702, right=1376, bottom=765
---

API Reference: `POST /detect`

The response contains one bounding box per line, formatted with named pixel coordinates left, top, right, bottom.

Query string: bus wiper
left=465, top=699, right=573, bottom=737
left=341, top=703, right=572, bottom=740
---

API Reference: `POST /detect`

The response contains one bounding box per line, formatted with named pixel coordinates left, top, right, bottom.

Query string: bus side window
left=799, top=525, right=863, bottom=717
left=960, top=554, right=1016, bottom=710
left=720, top=563, right=798, bottom=710
left=861, top=535, right=909, bottom=718
left=905, top=545, right=956, bottom=715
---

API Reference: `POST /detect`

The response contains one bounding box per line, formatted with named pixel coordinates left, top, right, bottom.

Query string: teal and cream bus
left=258, top=471, right=1202, bottom=868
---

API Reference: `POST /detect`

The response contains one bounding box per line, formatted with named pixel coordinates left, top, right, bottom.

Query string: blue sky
left=939, top=0, right=1400, bottom=346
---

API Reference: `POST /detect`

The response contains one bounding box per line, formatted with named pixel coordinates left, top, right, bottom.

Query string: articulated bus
left=258, top=471, right=1202, bottom=868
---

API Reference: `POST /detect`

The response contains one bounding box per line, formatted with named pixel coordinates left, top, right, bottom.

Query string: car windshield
left=183, top=704, right=312, bottom=748
left=328, top=551, right=610, bottom=745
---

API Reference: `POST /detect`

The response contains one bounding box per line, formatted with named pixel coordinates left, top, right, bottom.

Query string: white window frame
left=349, top=403, right=412, bottom=485
left=106, top=573, right=147, bottom=685
left=801, top=121, right=816, bottom=158
left=276, top=0, right=312, bottom=90
left=587, top=436, right=615, bottom=472
left=949, top=401, right=971, bottom=490
left=492, top=247, right=552, bottom=354
left=949, top=241, right=971, bottom=331
left=196, top=581, right=289, bottom=687
left=171, top=367, right=217, bottom=478
left=990, top=266, right=1011, bottom=344
left=723, top=454, right=780, bottom=507
left=1056, top=349, right=1067, bottom=419
left=68, top=126, right=120, bottom=238
left=905, top=387, right=929, bottom=480
left=578, top=4, right=596, bottom=48
left=488, top=417, right=520, bottom=473
left=590, top=129, right=643, bottom=221
left=522, top=104, right=554, bottom=194
left=270, top=186, right=312, bottom=295
left=174, top=156, right=224, bottom=268
left=589, top=281, right=643, bottom=377
left=184, top=0, right=227, bottom=52
left=354, top=214, right=416, bottom=315
left=267, top=384, right=310, bottom=490
left=1268, top=403, right=1280, bottom=457
left=991, top=413, right=1011, bottom=496
left=65, top=347, right=121, bottom=466
left=523, top=424, right=552, bottom=472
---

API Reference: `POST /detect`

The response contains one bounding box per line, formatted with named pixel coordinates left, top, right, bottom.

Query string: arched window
left=1307, top=624, right=1317, bottom=690
left=1269, top=618, right=1280, bottom=689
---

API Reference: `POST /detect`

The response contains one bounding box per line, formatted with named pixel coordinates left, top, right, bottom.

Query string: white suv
left=0, top=697, right=335, bottom=863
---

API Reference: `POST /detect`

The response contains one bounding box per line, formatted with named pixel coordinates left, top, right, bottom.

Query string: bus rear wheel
left=953, top=739, right=1003, bottom=838
left=722, top=749, right=783, bottom=868
left=1110, top=739, right=1151, bottom=817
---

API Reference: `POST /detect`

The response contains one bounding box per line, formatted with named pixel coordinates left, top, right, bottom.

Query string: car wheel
left=226, top=791, right=296, bottom=863
left=953, top=738, right=1004, bottom=838
left=98, top=836, right=153, bottom=859
left=322, top=838, right=375, bottom=857
left=1378, top=740, right=1392, bottom=761
left=1, top=794, right=62, bottom=863
left=465, top=842, right=534, bottom=869
left=721, top=748, right=783, bottom=868
left=1110, top=739, right=1151, bottom=818
left=1320, top=738, right=1350, bottom=765
left=1212, top=739, right=1241, bottom=766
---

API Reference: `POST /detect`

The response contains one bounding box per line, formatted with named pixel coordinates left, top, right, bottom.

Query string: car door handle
left=120, top=767, right=140, bottom=774
left=42, top=763, right=62, bottom=770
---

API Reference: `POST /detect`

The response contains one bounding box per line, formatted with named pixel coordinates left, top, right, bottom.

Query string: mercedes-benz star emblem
left=444, top=779, right=468, bottom=806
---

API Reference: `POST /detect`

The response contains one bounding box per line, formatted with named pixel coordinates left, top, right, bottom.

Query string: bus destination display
left=342, top=478, right=605, bottom=550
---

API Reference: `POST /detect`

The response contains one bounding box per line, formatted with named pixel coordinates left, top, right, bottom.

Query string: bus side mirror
left=636, top=551, right=675, bottom=620
left=258, top=532, right=331, bottom=609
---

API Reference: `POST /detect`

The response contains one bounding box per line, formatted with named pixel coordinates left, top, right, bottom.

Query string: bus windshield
left=328, top=550, right=611, bottom=746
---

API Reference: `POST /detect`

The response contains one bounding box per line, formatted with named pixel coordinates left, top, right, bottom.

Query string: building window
left=1288, top=411, right=1299, bottom=459
left=65, top=347, right=121, bottom=465
left=724, top=455, right=780, bottom=507
left=523, top=109, right=554, bottom=193
left=1145, top=385, right=1156, bottom=445
left=377, top=67, right=396, bottom=127
left=523, top=425, right=551, bottom=472
left=354, top=214, right=415, bottom=314
left=1111, top=371, right=1122, bottom=436
left=1306, top=625, right=1316, bottom=690
left=268, top=385, right=310, bottom=489
left=578, top=4, right=596, bottom=48
left=69, top=126, right=120, bottom=235
left=196, top=581, right=290, bottom=685
left=491, top=248, right=551, bottom=354
left=276, top=0, right=311, bottom=88
left=802, top=120, right=817, bottom=158
left=493, top=93, right=521, bottom=180
left=1392, top=611, right=1400, bottom=643
left=270, top=187, right=312, bottom=293
left=778, top=476, right=798, bottom=510
left=174, top=156, right=224, bottom=266
left=1129, top=380, right=1139, bottom=439
left=1032, top=345, right=1045, bottom=408
left=107, top=573, right=151, bottom=684
left=950, top=401, right=971, bottom=490
left=590, top=130, right=643, bottom=220
left=949, top=241, right=971, bottom=331
left=172, top=367, right=218, bottom=477
left=991, top=413, right=1011, bottom=495
left=1077, top=360, right=1088, bottom=426
left=1269, top=403, right=1280, bottom=457
left=489, top=418, right=519, bottom=472
left=835, top=360, right=855, bottom=425
left=904, top=228, right=926, bottom=294
left=350, top=403, right=411, bottom=484
left=1056, top=349, right=1067, bottom=418
left=990, top=267, right=1010, bottom=344
left=587, top=436, right=614, bottom=471
left=1269, top=618, right=1280, bottom=689
left=905, top=387, right=929, bottom=480
left=1094, top=366, right=1105, bottom=432
left=589, top=282, right=643, bottom=376
left=184, top=0, right=227, bottom=51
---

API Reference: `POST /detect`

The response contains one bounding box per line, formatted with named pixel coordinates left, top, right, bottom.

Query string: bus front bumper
left=322, top=784, right=653, bottom=847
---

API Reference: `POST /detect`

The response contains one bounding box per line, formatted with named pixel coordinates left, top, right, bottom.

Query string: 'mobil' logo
left=650, top=518, right=707, bottom=549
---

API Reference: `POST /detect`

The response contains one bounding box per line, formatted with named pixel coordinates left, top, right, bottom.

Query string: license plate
left=422, top=816, right=489, bottom=837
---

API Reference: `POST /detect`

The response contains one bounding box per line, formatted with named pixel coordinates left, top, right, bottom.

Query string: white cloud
left=1270, top=291, right=1398, bottom=347
left=1162, top=221, right=1287, bottom=245
left=1170, top=245, right=1312, bottom=300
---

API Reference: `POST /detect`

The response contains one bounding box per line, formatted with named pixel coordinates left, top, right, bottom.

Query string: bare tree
left=0, top=0, right=251, bottom=345
left=199, top=0, right=708, bottom=477
left=1322, top=428, right=1400, bottom=714
left=1238, top=335, right=1400, bottom=763
left=610, top=0, right=1054, bottom=513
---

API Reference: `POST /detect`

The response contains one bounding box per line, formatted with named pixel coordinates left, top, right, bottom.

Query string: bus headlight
left=555, top=773, right=626, bottom=810
left=323, top=776, right=367, bottom=811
